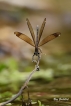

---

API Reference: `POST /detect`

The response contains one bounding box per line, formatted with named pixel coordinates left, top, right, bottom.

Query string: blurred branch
left=0, top=57, right=40, bottom=106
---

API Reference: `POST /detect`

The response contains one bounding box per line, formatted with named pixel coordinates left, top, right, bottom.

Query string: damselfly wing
left=14, top=18, right=61, bottom=60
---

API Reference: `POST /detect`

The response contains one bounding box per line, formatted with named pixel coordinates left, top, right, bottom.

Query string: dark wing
left=14, top=32, right=35, bottom=47
left=38, top=32, right=61, bottom=47
left=38, top=18, right=46, bottom=43
left=26, top=18, right=35, bottom=44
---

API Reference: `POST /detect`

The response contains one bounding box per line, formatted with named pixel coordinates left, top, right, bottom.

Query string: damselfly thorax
left=14, top=18, right=61, bottom=61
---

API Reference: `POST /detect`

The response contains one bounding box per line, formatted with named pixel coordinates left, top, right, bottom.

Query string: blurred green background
left=0, top=0, right=71, bottom=105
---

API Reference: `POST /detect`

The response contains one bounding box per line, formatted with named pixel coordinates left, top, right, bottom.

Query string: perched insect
left=14, top=18, right=60, bottom=61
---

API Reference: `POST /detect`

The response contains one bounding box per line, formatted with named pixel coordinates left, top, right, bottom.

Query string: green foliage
left=0, top=63, right=8, bottom=71
left=38, top=100, right=45, bottom=106
left=0, top=58, right=18, bottom=72
left=0, top=92, right=12, bottom=98
left=5, top=58, right=18, bottom=71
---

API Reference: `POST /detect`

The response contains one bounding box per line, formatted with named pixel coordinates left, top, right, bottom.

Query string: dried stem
left=0, top=58, right=40, bottom=106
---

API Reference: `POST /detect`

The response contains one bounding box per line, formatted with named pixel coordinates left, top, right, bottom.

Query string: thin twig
left=0, top=59, right=40, bottom=106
